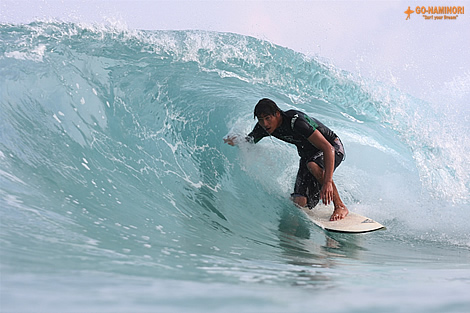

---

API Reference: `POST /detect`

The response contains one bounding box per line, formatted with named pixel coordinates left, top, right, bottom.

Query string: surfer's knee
left=291, top=195, right=307, bottom=208
left=307, top=162, right=324, bottom=181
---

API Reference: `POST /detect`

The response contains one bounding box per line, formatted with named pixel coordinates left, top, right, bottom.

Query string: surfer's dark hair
left=254, top=98, right=281, bottom=119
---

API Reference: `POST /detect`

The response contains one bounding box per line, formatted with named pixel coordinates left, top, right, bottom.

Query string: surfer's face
left=257, top=112, right=281, bottom=134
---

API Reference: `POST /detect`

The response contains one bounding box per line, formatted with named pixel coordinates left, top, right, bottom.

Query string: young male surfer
left=224, top=98, right=348, bottom=221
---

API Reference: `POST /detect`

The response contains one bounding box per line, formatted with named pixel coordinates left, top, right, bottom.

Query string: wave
left=1, top=21, right=469, bottom=279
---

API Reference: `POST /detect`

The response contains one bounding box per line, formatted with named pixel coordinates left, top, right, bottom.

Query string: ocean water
left=1, top=21, right=469, bottom=313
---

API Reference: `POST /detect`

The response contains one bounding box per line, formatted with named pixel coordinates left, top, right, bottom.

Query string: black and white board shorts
left=291, top=138, right=345, bottom=208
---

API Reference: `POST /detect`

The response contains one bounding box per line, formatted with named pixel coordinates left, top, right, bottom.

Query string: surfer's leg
left=330, top=182, right=348, bottom=221
left=291, top=158, right=318, bottom=209
left=291, top=195, right=307, bottom=208
left=307, top=161, right=348, bottom=221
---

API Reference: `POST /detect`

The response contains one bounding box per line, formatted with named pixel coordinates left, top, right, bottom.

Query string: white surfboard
left=301, top=205, right=385, bottom=233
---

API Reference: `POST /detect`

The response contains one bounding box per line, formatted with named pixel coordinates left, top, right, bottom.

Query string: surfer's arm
left=223, top=136, right=237, bottom=146
left=224, top=123, right=266, bottom=146
left=307, top=130, right=335, bottom=205
left=223, top=134, right=257, bottom=146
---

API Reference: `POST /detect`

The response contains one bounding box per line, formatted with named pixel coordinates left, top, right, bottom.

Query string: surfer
left=224, top=98, right=348, bottom=221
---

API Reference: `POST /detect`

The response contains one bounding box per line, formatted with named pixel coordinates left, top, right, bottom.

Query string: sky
left=1, top=0, right=469, bottom=106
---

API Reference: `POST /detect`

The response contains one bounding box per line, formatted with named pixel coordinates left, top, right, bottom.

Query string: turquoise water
left=1, top=22, right=469, bottom=312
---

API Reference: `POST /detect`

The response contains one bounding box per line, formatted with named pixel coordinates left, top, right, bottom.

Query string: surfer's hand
left=320, top=181, right=334, bottom=205
left=224, top=136, right=237, bottom=146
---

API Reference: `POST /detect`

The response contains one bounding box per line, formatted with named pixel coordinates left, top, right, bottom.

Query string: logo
left=405, top=6, right=414, bottom=20
left=405, top=5, right=464, bottom=20
left=291, top=114, right=298, bottom=130
left=361, top=219, right=375, bottom=224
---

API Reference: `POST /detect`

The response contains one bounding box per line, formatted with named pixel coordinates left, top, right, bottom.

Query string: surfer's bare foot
left=330, top=205, right=348, bottom=221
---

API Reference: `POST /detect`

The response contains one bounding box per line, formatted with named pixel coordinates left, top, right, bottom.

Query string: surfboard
left=301, top=205, right=385, bottom=233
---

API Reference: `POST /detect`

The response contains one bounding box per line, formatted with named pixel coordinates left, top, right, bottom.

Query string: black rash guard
left=247, top=110, right=339, bottom=159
